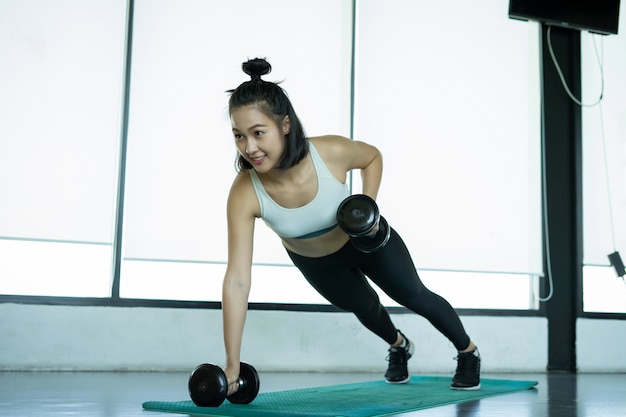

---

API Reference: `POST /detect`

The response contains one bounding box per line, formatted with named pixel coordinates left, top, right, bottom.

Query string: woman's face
left=231, top=105, right=290, bottom=173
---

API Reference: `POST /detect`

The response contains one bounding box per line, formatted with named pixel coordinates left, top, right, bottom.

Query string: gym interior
left=1, top=1, right=625, bottom=416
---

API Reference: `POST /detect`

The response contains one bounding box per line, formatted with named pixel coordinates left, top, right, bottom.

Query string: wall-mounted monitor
left=508, top=0, right=621, bottom=35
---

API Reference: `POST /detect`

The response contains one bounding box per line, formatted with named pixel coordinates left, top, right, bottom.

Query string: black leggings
left=287, top=228, right=471, bottom=350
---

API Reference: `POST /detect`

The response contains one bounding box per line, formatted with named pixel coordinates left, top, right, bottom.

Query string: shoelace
left=455, top=352, right=479, bottom=375
left=387, top=346, right=408, bottom=366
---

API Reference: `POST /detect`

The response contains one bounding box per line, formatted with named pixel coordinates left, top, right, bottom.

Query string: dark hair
left=228, top=58, right=308, bottom=171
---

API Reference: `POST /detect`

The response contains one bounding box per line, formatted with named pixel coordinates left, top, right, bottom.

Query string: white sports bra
left=249, top=141, right=350, bottom=239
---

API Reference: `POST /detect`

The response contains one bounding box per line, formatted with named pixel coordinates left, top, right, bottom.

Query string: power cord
left=538, top=94, right=554, bottom=303
left=546, top=25, right=604, bottom=107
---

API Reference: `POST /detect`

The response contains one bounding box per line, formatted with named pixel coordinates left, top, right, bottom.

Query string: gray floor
left=1, top=371, right=625, bottom=417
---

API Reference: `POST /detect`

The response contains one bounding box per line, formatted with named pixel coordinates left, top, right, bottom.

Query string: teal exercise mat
left=143, top=375, right=538, bottom=417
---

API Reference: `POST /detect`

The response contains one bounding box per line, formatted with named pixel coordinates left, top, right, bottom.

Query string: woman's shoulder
left=309, top=134, right=350, bottom=146
left=227, top=171, right=260, bottom=218
left=230, top=170, right=252, bottom=189
left=309, top=135, right=355, bottom=159
left=309, top=135, right=353, bottom=154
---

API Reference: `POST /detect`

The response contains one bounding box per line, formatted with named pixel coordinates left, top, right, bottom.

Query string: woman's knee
left=352, top=298, right=387, bottom=321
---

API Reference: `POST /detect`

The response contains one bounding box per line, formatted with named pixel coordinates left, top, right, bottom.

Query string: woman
left=221, top=58, right=481, bottom=395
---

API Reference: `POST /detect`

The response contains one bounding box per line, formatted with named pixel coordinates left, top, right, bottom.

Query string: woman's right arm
left=222, top=174, right=257, bottom=393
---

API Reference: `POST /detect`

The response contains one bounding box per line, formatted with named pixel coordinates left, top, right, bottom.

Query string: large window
left=1, top=0, right=543, bottom=310
left=354, top=0, right=542, bottom=309
left=119, top=0, right=353, bottom=303
left=0, top=0, right=127, bottom=297
left=582, top=6, right=626, bottom=314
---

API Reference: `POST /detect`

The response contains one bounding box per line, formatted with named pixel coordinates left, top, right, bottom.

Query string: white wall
left=0, top=303, right=545, bottom=373
left=3, top=304, right=622, bottom=373
left=577, top=319, right=626, bottom=372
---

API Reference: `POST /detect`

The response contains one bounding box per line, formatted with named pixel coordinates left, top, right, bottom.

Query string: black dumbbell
left=336, top=194, right=391, bottom=253
left=188, top=362, right=260, bottom=407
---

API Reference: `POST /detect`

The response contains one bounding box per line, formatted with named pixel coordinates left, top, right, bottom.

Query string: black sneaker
left=384, top=331, right=415, bottom=384
left=450, top=348, right=481, bottom=390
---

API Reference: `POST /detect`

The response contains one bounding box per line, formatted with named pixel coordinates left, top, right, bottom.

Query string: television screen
left=508, top=0, right=621, bottom=35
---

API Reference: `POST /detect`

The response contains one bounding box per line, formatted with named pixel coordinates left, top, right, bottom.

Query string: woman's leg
left=359, top=228, right=471, bottom=351
left=287, top=244, right=398, bottom=345
left=287, top=243, right=415, bottom=383
left=360, top=228, right=481, bottom=389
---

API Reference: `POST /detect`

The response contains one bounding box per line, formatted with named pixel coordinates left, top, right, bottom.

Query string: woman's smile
left=249, top=154, right=266, bottom=165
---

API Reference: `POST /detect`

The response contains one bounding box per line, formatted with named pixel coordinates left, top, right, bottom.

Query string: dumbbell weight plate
left=188, top=363, right=228, bottom=407
left=227, top=362, right=260, bottom=404
left=336, top=194, right=380, bottom=237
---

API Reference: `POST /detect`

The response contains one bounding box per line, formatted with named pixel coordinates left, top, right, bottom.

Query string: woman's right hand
left=224, top=365, right=241, bottom=396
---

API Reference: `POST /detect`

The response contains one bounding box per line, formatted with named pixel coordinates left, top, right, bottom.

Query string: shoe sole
left=385, top=375, right=411, bottom=384
left=449, top=383, right=481, bottom=390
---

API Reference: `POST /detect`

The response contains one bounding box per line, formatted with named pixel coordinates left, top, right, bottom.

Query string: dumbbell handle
left=229, top=377, right=245, bottom=390
left=354, top=215, right=391, bottom=253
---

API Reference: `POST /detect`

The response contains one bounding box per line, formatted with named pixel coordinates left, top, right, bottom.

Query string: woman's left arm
left=316, top=135, right=383, bottom=200
left=355, top=140, right=383, bottom=200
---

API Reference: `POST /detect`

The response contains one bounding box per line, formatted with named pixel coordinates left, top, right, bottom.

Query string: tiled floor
left=1, top=371, right=625, bottom=416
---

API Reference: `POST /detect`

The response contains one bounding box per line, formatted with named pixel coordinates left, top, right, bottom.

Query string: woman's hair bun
left=242, top=58, right=271, bottom=80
